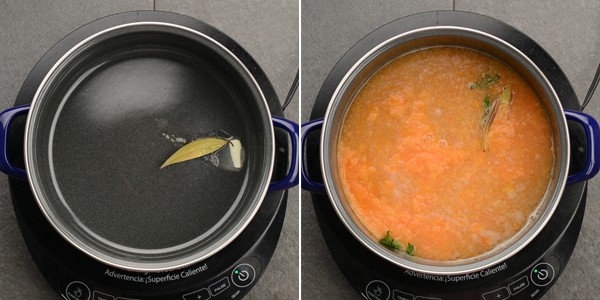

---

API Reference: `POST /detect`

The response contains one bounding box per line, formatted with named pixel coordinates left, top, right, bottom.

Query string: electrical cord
left=282, top=70, right=299, bottom=111
left=582, top=60, right=600, bottom=110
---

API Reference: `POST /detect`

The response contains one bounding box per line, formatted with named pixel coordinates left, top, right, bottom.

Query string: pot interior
left=26, top=23, right=273, bottom=270
left=322, top=27, right=569, bottom=274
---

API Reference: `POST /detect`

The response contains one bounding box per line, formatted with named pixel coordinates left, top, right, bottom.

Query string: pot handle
left=269, top=116, right=299, bottom=191
left=565, top=110, right=600, bottom=184
left=0, top=104, right=29, bottom=179
left=301, top=118, right=326, bottom=192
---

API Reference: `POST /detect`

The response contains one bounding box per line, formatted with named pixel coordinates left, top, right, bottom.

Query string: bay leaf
left=160, top=137, right=228, bottom=169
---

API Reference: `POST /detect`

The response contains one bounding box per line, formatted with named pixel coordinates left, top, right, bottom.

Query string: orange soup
left=338, top=47, right=554, bottom=261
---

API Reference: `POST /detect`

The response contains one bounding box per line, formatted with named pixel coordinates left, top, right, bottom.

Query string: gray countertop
left=0, top=1, right=298, bottom=299
left=3, top=1, right=600, bottom=299
left=301, top=1, right=600, bottom=299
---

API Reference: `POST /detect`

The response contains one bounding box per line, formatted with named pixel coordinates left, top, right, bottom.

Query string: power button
left=231, top=263, right=256, bottom=288
left=530, top=262, right=555, bottom=287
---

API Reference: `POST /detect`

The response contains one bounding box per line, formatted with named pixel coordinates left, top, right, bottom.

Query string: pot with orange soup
left=301, top=26, right=600, bottom=275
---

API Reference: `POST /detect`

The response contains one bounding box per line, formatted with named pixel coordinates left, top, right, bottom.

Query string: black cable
left=282, top=70, right=299, bottom=111
left=582, top=60, right=600, bottom=110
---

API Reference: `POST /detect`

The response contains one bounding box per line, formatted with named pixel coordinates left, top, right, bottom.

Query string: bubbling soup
left=337, top=47, right=554, bottom=261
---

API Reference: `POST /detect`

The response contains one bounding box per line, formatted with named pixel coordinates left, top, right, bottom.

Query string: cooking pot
left=0, top=12, right=298, bottom=272
left=301, top=21, right=600, bottom=275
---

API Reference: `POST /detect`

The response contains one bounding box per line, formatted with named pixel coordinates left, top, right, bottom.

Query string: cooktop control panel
left=360, top=256, right=561, bottom=300
left=60, top=256, right=262, bottom=300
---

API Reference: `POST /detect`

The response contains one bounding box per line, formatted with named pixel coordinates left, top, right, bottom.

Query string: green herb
left=480, top=85, right=512, bottom=152
left=406, top=243, right=415, bottom=256
left=161, top=137, right=228, bottom=169
left=469, top=73, right=500, bottom=89
left=379, top=230, right=402, bottom=251
left=483, top=95, right=491, bottom=113
left=481, top=98, right=499, bottom=152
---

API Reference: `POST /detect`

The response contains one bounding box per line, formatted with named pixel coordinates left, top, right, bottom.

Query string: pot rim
left=23, top=21, right=275, bottom=272
left=319, top=25, right=569, bottom=275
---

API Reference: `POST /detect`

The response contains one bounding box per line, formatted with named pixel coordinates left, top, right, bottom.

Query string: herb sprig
left=481, top=85, right=512, bottom=151
left=380, top=230, right=402, bottom=251
left=469, top=72, right=514, bottom=151
left=469, top=73, right=500, bottom=89
left=406, top=243, right=415, bottom=256
left=379, top=230, right=416, bottom=256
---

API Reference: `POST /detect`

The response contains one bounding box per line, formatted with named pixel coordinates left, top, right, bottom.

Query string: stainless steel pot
left=302, top=25, right=600, bottom=275
left=0, top=13, right=298, bottom=272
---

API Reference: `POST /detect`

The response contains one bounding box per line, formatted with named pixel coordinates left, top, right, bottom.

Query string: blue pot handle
left=0, top=104, right=29, bottom=179
left=269, top=116, right=299, bottom=191
left=301, top=118, right=326, bottom=192
left=565, top=109, right=600, bottom=184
